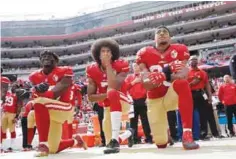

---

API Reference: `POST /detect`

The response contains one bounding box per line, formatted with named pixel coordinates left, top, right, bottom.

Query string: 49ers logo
left=53, top=75, right=58, bottom=82
left=171, top=50, right=178, bottom=59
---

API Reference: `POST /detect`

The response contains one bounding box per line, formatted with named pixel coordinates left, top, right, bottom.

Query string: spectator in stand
left=125, top=63, right=152, bottom=144
left=218, top=75, right=236, bottom=137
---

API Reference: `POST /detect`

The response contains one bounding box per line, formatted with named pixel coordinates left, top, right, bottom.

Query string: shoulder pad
left=86, top=63, right=99, bottom=78
left=29, top=70, right=41, bottom=83
left=137, top=46, right=155, bottom=55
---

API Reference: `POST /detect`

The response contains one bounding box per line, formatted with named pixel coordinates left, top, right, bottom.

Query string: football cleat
left=34, top=144, right=49, bottom=157
left=73, top=134, right=87, bottom=150
left=104, top=139, right=120, bottom=154
left=182, top=131, right=200, bottom=150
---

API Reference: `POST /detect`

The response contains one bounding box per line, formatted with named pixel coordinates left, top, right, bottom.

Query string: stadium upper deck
left=1, top=1, right=236, bottom=78
left=1, top=1, right=196, bottom=37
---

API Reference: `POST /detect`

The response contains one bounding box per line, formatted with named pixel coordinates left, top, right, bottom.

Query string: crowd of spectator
left=3, top=44, right=236, bottom=76
left=199, top=47, right=236, bottom=66
left=2, top=8, right=236, bottom=49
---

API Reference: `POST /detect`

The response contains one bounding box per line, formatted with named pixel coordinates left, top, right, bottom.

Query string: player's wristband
left=162, top=65, right=171, bottom=82
left=42, top=90, right=54, bottom=99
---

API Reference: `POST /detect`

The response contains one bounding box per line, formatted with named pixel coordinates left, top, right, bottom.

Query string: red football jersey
left=136, top=44, right=190, bottom=99
left=75, top=84, right=82, bottom=107
left=3, top=91, right=18, bottom=113
left=70, top=84, right=82, bottom=107
left=29, top=66, right=74, bottom=103
left=86, top=59, right=130, bottom=106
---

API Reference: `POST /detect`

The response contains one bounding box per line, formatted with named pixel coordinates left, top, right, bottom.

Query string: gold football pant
left=33, top=97, right=73, bottom=153
left=1, top=112, right=16, bottom=133
left=27, top=110, right=35, bottom=128
left=147, top=84, right=178, bottom=145
left=62, top=107, right=75, bottom=139
left=26, top=110, right=36, bottom=146
left=103, top=100, right=132, bottom=145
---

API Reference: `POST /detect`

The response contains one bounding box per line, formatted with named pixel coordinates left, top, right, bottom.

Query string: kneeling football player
left=29, top=51, right=87, bottom=157
left=87, top=39, right=134, bottom=154
left=136, top=26, right=199, bottom=150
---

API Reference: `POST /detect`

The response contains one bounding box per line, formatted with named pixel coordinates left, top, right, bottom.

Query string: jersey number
left=5, top=96, right=14, bottom=106
left=70, top=91, right=74, bottom=100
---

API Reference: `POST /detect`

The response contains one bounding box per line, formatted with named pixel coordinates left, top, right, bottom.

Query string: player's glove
left=148, top=72, right=166, bottom=86
left=34, top=82, right=49, bottom=93
left=169, top=60, right=185, bottom=73
left=15, top=89, right=31, bottom=100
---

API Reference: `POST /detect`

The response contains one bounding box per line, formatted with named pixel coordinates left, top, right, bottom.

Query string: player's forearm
left=87, top=93, right=107, bottom=102
left=52, top=85, right=69, bottom=99
left=142, top=82, right=158, bottom=90
left=106, top=64, right=118, bottom=89
left=51, top=78, right=72, bottom=99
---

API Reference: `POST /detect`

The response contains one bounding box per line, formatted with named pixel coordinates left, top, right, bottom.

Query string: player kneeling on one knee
left=87, top=39, right=134, bottom=154
left=135, top=26, right=199, bottom=150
